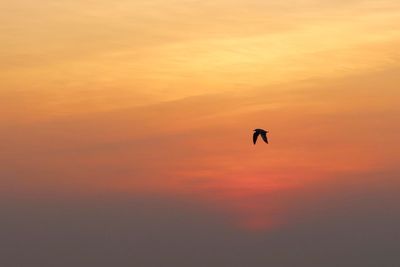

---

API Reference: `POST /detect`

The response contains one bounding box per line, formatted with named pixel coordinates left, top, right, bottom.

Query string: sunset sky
left=1, top=0, right=400, bottom=266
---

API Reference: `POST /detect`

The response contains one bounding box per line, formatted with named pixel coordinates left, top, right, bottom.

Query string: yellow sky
left=1, top=0, right=400, bottom=119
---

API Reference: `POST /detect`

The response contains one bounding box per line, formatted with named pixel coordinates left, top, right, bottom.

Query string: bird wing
left=253, top=131, right=260, bottom=144
left=261, top=132, right=268, bottom=144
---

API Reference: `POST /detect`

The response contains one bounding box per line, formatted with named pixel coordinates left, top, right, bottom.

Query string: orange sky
left=1, top=0, right=400, bottom=230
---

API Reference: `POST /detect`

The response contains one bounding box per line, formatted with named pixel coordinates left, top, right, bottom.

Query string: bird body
left=253, top=129, right=269, bottom=144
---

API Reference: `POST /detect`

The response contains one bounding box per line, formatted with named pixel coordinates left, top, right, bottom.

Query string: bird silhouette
left=253, top=129, right=269, bottom=144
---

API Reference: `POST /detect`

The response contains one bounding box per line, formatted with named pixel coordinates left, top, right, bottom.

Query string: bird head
left=254, top=129, right=268, bottom=133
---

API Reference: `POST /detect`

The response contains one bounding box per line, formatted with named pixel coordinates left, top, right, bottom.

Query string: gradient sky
left=1, top=0, right=400, bottom=266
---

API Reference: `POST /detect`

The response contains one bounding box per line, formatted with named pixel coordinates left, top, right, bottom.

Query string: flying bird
left=253, top=129, right=269, bottom=144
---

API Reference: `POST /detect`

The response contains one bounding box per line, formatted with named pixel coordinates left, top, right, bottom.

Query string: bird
left=253, top=129, right=269, bottom=144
